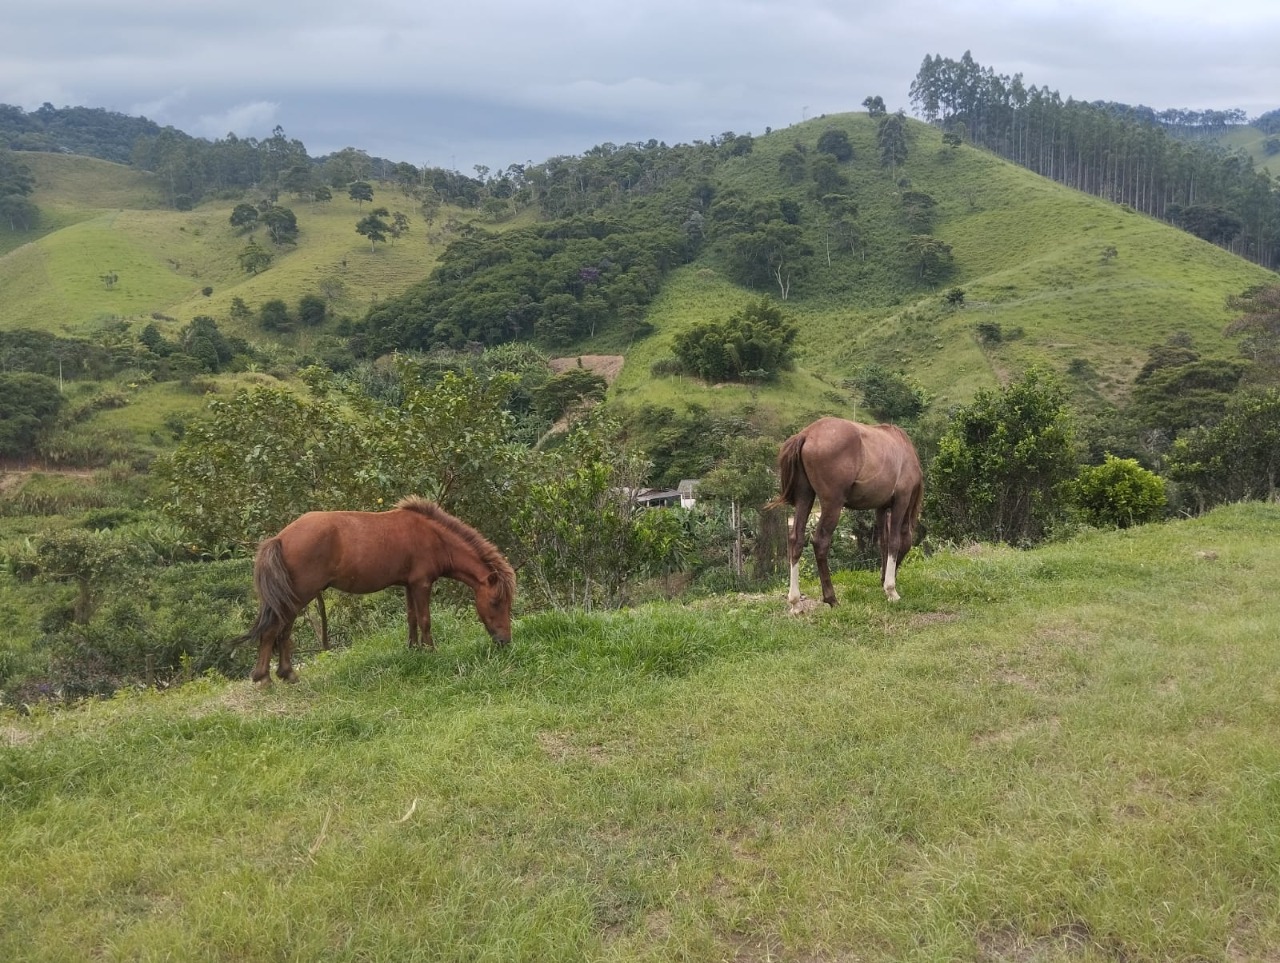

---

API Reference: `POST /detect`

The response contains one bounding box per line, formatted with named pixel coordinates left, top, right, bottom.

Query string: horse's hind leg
left=251, top=625, right=279, bottom=683
left=408, top=581, right=435, bottom=649
left=812, top=502, right=843, bottom=607
left=275, top=618, right=299, bottom=682
left=787, top=491, right=816, bottom=609
left=306, top=593, right=329, bottom=650
left=878, top=503, right=910, bottom=602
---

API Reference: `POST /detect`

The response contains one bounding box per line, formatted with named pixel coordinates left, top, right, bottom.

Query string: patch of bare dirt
left=1, top=464, right=97, bottom=497
left=536, top=730, right=613, bottom=766
left=548, top=354, right=625, bottom=384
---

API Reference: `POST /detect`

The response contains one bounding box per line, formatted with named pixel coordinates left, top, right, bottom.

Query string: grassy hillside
left=0, top=152, right=499, bottom=340
left=604, top=116, right=1275, bottom=419
left=1218, top=126, right=1280, bottom=178
left=3, top=502, right=1279, bottom=961
left=2, top=118, right=1276, bottom=451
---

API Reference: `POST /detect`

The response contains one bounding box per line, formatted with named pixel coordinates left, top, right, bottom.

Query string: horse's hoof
left=277, top=668, right=299, bottom=683
left=250, top=670, right=269, bottom=684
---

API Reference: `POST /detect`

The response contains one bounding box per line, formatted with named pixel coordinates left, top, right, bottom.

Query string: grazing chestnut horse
left=769, top=417, right=923, bottom=609
left=232, top=496, right=516, bottom=682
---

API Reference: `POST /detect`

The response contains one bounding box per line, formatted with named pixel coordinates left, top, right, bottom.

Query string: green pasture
left=1, top=151, right=496, bottom=339
left=3, top=502, right=1279, bottom=962
left=1218, top=127, right=1280, bottom=178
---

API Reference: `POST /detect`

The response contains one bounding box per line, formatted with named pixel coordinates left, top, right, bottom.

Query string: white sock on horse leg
left=788, top=562, right=801, bottom=605
left=884, top=552, right=900, bottom=601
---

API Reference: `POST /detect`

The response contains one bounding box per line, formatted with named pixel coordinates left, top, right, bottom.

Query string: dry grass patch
left=977, top=921, right=1097, bottom=962
left=549, top=354, right=625, bottom=383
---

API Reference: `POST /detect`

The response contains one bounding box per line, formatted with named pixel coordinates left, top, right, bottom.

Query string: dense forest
left=909, top=52, right=1280, bottom=268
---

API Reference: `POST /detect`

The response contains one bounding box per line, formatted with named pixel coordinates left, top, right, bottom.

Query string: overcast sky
left=3, top=1, right=1278, bottom=175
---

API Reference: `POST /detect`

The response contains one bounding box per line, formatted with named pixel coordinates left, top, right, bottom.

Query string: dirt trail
left=548, top=355, right=624, bottom=384
left=0, top=463, right=96, bottom=496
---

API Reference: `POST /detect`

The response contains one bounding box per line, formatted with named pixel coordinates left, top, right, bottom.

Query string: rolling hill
left=1, top=113, right=1276, bottom=435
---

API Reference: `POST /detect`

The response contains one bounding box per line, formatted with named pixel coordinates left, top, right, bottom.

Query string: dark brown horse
left=769, top=417, right=923, bottom=609
left=232, top=496, right=516, bottom=682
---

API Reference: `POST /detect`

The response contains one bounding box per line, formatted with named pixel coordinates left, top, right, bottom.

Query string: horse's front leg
left=787, top=493, right=816, bottom=610
left=812, top=503, right=843, bottom=607
left=407, top=581, right=435, bottom=649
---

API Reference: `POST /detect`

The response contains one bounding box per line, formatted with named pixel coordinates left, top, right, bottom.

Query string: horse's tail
left=228, top=537, right=299, bottom=646
left=765, top=432, right=807, bottom=510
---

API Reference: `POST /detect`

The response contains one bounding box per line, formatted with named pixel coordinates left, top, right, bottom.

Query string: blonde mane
left=394, top=496, right=516, bottom=601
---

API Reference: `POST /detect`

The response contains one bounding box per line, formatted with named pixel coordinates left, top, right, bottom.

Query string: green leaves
left=156, top=381, right=376, bottom=552
left=927, top=368, right=1078, bottom=544
left=1167, top=388, right=1280, bottom=509
left=1071, top=455, right=1167, bottom=529
left=513, top=410, right=665, bottom=610
left=671, top=297, right=798, bottom=383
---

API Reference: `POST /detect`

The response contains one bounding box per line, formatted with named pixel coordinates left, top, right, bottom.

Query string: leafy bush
left=1166, top=388, right=1280, bottom=511
left=514, top=411, right=685, bottom=610
left=849, top=364, right=929, bottom=423
left=927, top=368, right=1079, bottom=545
left=816, top=128, right=854, bottom=162
left=0, top=372, right=64, bottom=457
left=532, top=368, right=607, bottom=421
left=671, top=297, right=797, bottom=383
left=32, top=558, right=256, bottom=699
left=1071, top=455, right=1167, bottom=528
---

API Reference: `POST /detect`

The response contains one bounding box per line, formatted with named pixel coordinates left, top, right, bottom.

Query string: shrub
left=1071, top=455, right=1167, bottom=528
left=927, top=368, right=1078, bottom=545
left=671, top=297, right=797, bottom=383
left=849, top=364, right=929, bottom=423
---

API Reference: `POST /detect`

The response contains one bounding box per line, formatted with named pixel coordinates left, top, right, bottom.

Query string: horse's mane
left=394, top=496, right=516, bottom=600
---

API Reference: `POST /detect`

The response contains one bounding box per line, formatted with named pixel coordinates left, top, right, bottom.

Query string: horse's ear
left=485, top=571, right=500, bottom=587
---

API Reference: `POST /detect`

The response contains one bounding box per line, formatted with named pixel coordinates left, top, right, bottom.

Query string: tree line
left=909, top=52, right=1280, bottom=268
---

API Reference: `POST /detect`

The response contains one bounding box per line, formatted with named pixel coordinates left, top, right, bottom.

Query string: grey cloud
left=1, top=0, right=1276, bottom=172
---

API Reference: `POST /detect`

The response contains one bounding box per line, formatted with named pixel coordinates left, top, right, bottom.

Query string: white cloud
left=191, top=101, right=281, bottom=140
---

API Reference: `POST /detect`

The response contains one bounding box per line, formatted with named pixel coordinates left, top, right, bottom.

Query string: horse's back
left=275, top=509, right=429, bottom=595
left=801, top=418, right=921, bottom=508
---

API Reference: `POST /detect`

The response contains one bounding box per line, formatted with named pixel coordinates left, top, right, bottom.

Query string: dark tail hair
left=228, top=537, right=299, bottom=646
left=765, top=432, right=807, bottom=511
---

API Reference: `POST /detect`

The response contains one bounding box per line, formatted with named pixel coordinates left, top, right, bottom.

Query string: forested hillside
left=909, top=52, right=1280, bottom=269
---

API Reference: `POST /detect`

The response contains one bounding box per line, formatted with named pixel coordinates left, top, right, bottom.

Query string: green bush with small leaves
left=1071, top=454, right=1167, bottom=529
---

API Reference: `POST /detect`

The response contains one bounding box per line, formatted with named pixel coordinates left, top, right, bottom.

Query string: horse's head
left=474, top=569, right=513, bottom=646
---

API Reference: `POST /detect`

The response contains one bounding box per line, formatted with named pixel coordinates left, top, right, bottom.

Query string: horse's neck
left=435, top=531, right=490, bottom=589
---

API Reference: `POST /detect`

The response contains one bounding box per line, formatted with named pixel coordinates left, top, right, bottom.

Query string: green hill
left=1218, top=125, right=1280, bottom=179
left=1, top=114, right=1276, bottom=461
left=605, top=115, right=1274, bottom=420
left=0, top=152, right=493, bottom=340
